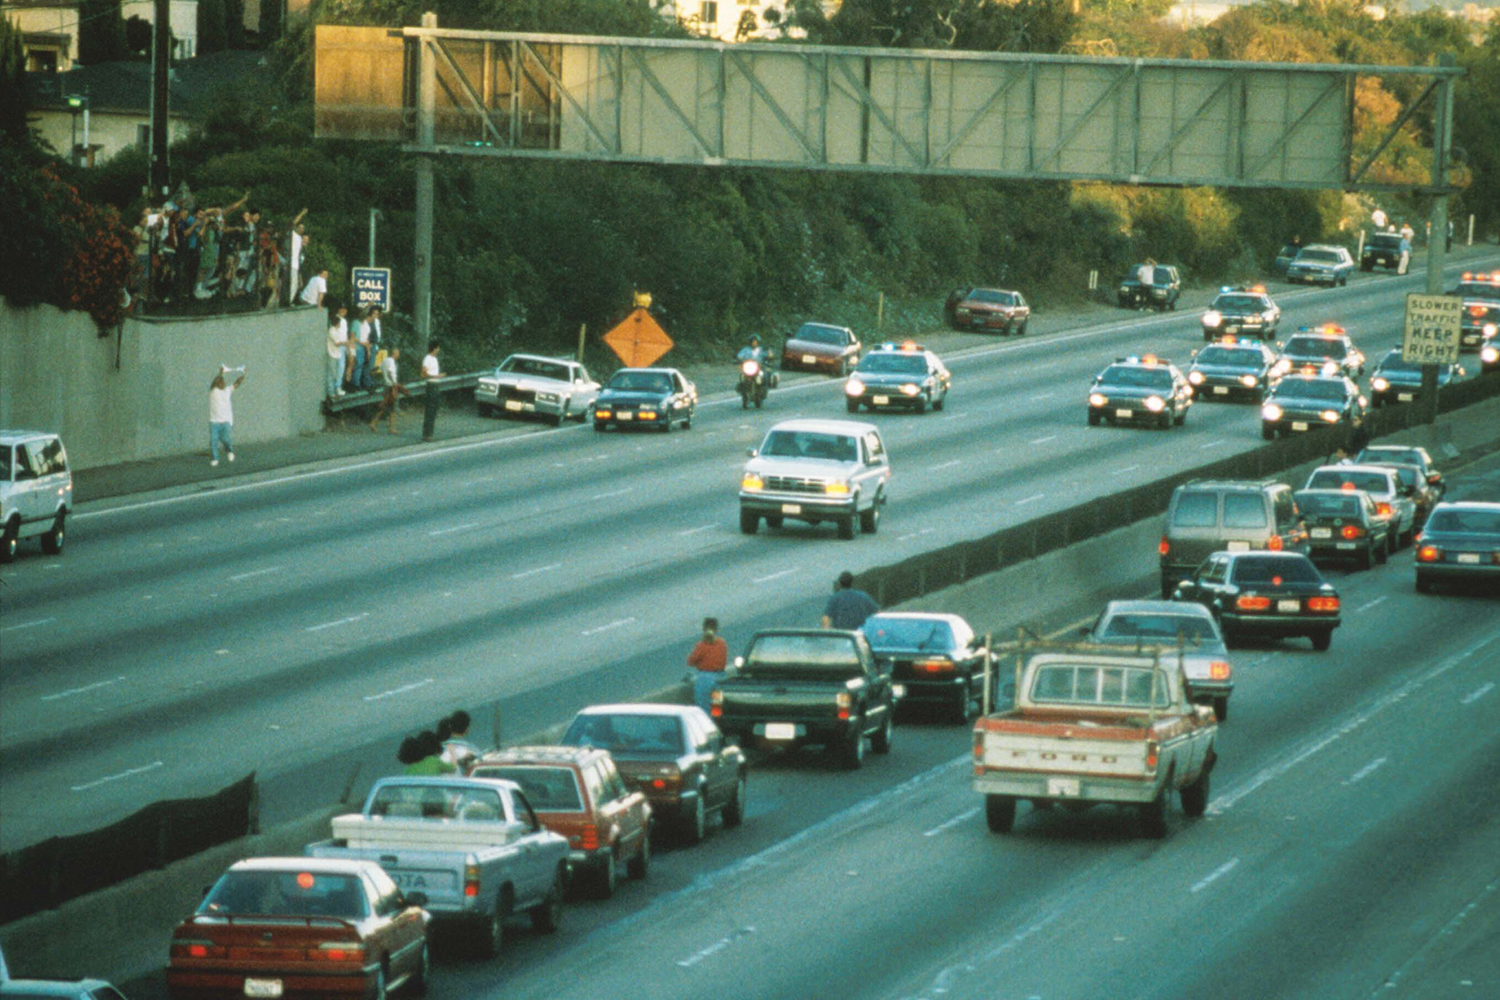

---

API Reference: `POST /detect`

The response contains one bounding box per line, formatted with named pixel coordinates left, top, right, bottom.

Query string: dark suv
left=1360, top=232, right=1411, bottom=273
left=1159, top=479, right=1309, bottom=597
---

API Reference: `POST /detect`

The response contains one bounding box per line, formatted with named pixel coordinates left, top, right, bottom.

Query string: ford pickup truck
left=972, top=644, right=1217, bottom=839
left=305, top=776, right=569, bottom=959
left=711, top=628, right=897, bottom=770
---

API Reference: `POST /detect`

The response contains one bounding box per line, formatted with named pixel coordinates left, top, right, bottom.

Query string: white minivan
left=1, top=431, right=73, bottom=562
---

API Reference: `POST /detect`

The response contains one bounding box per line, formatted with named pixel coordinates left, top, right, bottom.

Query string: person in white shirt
left=326, top=304, right=349, bottom=398
left=208, top=366, right=245, bottom=467
left=300, top=268, right=328, bottom=307
left=369, top=347, right=410, bottom=434
left=421, top=340, right=443, bottom=441
left=286, top=208, right=307, bottom=306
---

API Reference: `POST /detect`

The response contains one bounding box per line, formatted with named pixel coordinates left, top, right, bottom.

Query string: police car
left=1200, top=285, right=1281, bottom=341
left=1086, top=356, right=1193, bottom=429
left=843, top=341, right=951, bottom=414
left=1369, top=348, right=1465, bottom=407
left=1453, top=272, right=1500, bottom=353
left=1275, top=325, right=1366, bottom=380
left=1186, top=338, right=1280, bottom=402
left=1261, top=375, right=1367, bottom=440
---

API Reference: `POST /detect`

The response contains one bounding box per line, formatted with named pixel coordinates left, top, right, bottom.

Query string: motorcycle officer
left=736, top=336, right=768, bottom=365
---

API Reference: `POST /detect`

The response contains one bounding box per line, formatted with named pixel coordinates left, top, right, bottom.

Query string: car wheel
left=626, top=833, right=650, bottom=880
left=41, top=511, right=65, bottom=555
left=741, top=391, right=750, bottom=410
left=870, top=711, right=893, bottom=753
left=764, top=515, right=783, bottom=529
left=1212, top=696, right=1229, bottom=722
left=592, top=420, right=605, bottom=433
left=683, top=412, right=693, bottom=429
left=1180, top=767, right=1211, bottom=818
left=683, top=794, right=707, bottom=845
left=474, top=895, right=506, bottom=959
left=1173, top=409, right=1186, bottom=427
left=1087, top=410, right=1101, bottom=426
left=662, top=413, right=673, bottom=433
left=1387, top=530, right=1398, bottom=557
left=845, top=399, right=860, bottom=413
left=934, top=393, right=945, bottom=411
left=838, top=722, right=865, bottom=770
left=1261, top=424, right=1276, bottom=441
left=954, top=684, right=976, bottom=724
left=1376, top=538, right=1389, bottom=564
left=985, top=794, right=1016, bottom=834
left=1017, top=319, right=1028, bottom=336
left=722, top=773, right=747, bottom=828
left=914, top=394, right=927, bottom=415
left=409, top=942, right=431, bottom=996
left=554, top=401, right=569, bottom=427
left=1310, top=630, right=1333, bottom=652
left=837, top=515, right=857, bottom=541
left=530, top=868, right=564, bottom=932
left=478, top=403, right=494, bottom=417
left=370, top=964, right=388, bottom=1000
left=860, top=502, right=880, bottom=535
left=1139, top=787, right=1169, bottom=839
left=1, top=516, right=18, bottom=563
left=1158, top=412, right=1171, bottom=430
left=739, top=509, right=759, bottom=535
left=1415, top=573, right=1433, bottom=594
left=1358, top=544, right=1374, bottom=571
left=595, top=849, right=618, bottom=899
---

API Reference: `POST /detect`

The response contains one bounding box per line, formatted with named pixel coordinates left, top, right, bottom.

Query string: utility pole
left=150, top=0, right=171, bottom=196
left=1419, top=53, right=1456, bottom=427
left=413, top=11, right=437, bottom=346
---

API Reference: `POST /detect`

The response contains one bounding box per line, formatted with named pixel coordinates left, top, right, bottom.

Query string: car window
left=1230, top=556, right=1321, bottom=584
left=862, top=616, right=954, bottom=650
left=1273, top=490, right=1297, bottom=530
left=1031, top=665, right=1168, bottom=708
left=1427, top=509, right=1500, bottom=533
left=600, top=757, right=632, bottom=799
left=200, top=871, right=368, bottom=918
left=1171, top=492, right=1218, bottom=528
left=472, top=765, right=584, bottom=812
left=1197, top=347, right=1263, bottom=366
left=1201, top=556, right=1228, bottom=584
left=1101, top=613, right=1218, bottom=643
left=35, top=438, right=67, bottom=475
left=1222, top=495, right=1268, bottom=529
left=1153, top=267, right=1174, bottom=284
left=564, top=714, right=686, bottom=757
left=581, top=763, right=608, bottom=807
left=795, top=324, right=846, bottom=346
left=1294, top=492, right=1362, bottom=518
left=863, top=433, right=885, bottom=465
left=858, top=353, right=927, bottom=374
left=1286, top=338, right=1346, bottom=359
left=12, top=444, right=36, bottom=481
left=761, top=430, right=859, bottom=462
left=1101, top=366, right=1173, bottom=388
left=1307, top=470, right=1392, bottom=494
left=1276, top=379, right=1347, bottom=401
left=512, top=792, right=542, bottom=831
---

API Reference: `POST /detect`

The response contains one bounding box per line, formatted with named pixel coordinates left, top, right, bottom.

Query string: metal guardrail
left=322, top=371, right=483, bottom=415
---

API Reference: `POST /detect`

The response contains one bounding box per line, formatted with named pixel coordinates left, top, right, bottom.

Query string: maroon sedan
left=781, top=322, right=861, bottom=376
left=945, top=287, right=1030, bottom=335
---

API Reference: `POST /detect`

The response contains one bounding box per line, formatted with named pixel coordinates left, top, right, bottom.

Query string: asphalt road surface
left=1, top=253, right=1497, bottom=857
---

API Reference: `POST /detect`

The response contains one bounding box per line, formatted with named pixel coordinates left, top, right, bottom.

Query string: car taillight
left=171, top=940, right=227, bottom=959
left=914, top=659, right=953, bottom=673
left=710, top=688, right=723, bottom=717
left=1158, top=536, right=1170, bottom=557
left=580, top=826, right=599, bottom=850
left=1340, top=524, right=1364, bottom=539
left=464, top=863, right=481, bottom=898
left=1376, top=502, right=1393, bottom=517
left=1307, top=596, right=1340, bottom=613
left=1417, top=545, right=1442, bottom=562
left=1145, top=740, right=1159, bottom=772
left=310, top=942, right=366, bottom=963
left=1267, top=534, right=1284, bottom=551
left=1236, top=595, right=1272, bottom=611
left=835, top=691, right=852, bottom=721
left=1209, top=661, right=1231, bottom=680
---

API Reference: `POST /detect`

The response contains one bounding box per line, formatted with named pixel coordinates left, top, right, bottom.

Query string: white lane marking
left=70, top=760, right=164, bottom=792
left=509, top=562, right=562, bottom=580
left=41, top=676, right=127, bottom=702
left=1113, top=464, right=1141, bottom=475
left=364, top=678, right=435, bottom=702
left=305, top=612, right=370, bottom=633
left=1378, top=877, right=1499, bottom=994
left=677, top=524, right=716, bottom=536
left=923, top=807, right=981, bottom=837
left=1461, top=682, right=1495, bottom=705
left=1210, top=631, right=1499, bottom=814
left=581, top=617, right=636, bottom=636
left=1345, top=757, right=1388, bottom=785
left=228, top=566, right=283, bottom=582
left=1197, top=438, right=1226, bottom=450
left=591, top=487, right=632, bottom=500
left=753, top=568, right=798, bottom=584
left=929, top=459, right=962, bottom=471
left=1190, top=858, right=1240, bottom=894
left=1029, top=392, right=1054, bottom=400
left=1, top=617, right=57, bottom=633
left=1015, top=493, right=1046, bottom=506
left=1354, top=595, right=1389, bottom=614
left=676, top=927, right=756, bottom=969
left=427, top=522, right=479, bottom=537
left=1029, top=435, right=1057, bottom=445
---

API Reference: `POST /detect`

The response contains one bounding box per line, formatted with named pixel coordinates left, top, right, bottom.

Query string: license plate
left=1277, top=599, right=1300, bottom=613
left=616, top=412, right=633, bottom=420
left=781, top=503, right=802, bottom=515
left=1398, top=393, right=1414, bottom=402
left=1337, top=542, right=1356, bottom=549
left=873, top=395, right=890, bottom=405
left=802, top=354, right=816, bottom=364
left=1311, top=528, right=1332, bottom=538
left=1227, top=541, right=1250, bottom=552
left=1225, top=326, right=1239, bottom=333
left=1213, top=386, right=1229, bottom=395
left=1457, top=553, right=1481, bottom=564
left=892, top=684, right=906, bottom=698
left=244, top=981, right=283, bottom=999
left=1046, top=777, right=1080, bottom=797
left=504, top=400, right=524, bottom=411
left=1292, top=421, right=1309, bottom=431
left=764, top=723, right=796, bottom=741
left=1115, top=408, right=1132, bottom=418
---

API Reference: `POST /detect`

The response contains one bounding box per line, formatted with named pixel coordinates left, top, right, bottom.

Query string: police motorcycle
left=737, top=338, right=775, bottom=409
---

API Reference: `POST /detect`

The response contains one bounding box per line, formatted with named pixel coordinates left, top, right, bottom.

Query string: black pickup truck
left=711, top=628, right=896, bottom=770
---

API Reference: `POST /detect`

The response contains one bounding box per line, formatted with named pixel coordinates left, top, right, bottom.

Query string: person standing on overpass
left=821, top=571, right=879, bottom=630
left=421, top=340, right=443, bottom=441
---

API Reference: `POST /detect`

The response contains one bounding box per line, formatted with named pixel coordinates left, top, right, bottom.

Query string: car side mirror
left=1078, top=626, right=1091, bottom=638
left=746, top=448, right=757, bottom=458
left=404, top=891, right=428, bottom=909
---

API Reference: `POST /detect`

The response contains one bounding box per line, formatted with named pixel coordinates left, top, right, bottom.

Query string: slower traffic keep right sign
left=1401, top=293, right=1462, bottom=365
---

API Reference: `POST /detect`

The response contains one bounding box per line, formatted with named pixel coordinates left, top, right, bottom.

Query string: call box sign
left=352, top=267, right=391, bottom=311
left=1402, top=293, right=1462, bottom=365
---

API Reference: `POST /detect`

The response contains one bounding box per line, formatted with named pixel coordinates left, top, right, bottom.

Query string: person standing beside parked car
left=821, top=571, right=879, bottom=629
left=687, top=617, right=729, bottom=712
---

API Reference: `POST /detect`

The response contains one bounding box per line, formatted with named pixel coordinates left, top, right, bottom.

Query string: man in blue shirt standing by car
left=821, top=570, right=879, bottom=630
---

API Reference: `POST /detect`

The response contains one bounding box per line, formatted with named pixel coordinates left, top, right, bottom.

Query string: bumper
left=1185, top=679, right=1234, bottom=701
left=1264, top=416, right=1341, bottom=434
left=1362, top=255, right=1398, bottom=269
left=1373, top=386, right=1422, bottom=405
left=893, top=674, right=971, bottom=706
left=1288, top=271, right=1339, bottom=284
left=1308, top=539, right=1376, bottom=559
left=782, top=352, right=845, bottom=374
left=1194, top=379, right=1262, bottom=400
left=974, top=771, right=1159, bottom=806
left=717, top=717, right=856, bottom=749
left=1416, top=562, right=1500, bottom=582
left=740, top=493, right=856, bottom=518
left=480, top=393, right=565, bottom=417
left=851, top=389, right=924, bottom=409
left=1459, top=330, right=1487, bottom=351
left=167, top=969, right=374, bottom=1000
left=1221, top=612, right=1341, bottom=636
left=953, top=312, right=1017, bottom=331
left=1092, top=403, right=1169, bottom=424
left=594, top=410, right=667, bottom=428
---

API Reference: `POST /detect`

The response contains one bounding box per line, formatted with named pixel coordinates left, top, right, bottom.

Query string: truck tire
left=530, top=869, right=564, bottom=933
left=838, top=724, right=865, bottom=770
left=870, top=712, right=893, bottom=754
left=1310, top=630, right=1333, bottom=652
left=860, top=503, right=880, bottom=535
left=626, top=834, right=650, bottom=880
left=473, top=892, right=507, bottom=959
left=739, top=509, right=759, bottom=535
left=1212, top=696, right=1229, bottom=722
left=41, top=511, right=65, bottom=555
left=837, top=515, right=857, bottom=541
left=409, top=942, right=430, bottom=996
left=682, top=795, right=707, bottom=845
left=985, top=795, right=1016, bottom=834
left=1180, top=768, right=1211, bottom=818
left=722, top=773, right=746, bottom=827
left=1139, top=788, right=1169, bottom=839
left=594, top=850, right=618, bottom=899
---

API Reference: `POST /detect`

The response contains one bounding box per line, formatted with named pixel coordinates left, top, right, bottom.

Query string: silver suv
left=739, top=419, right=891, bottom=540
left=1, top=431, right=73, bottom=562
left=1159, top=479, right=1308, bottom=597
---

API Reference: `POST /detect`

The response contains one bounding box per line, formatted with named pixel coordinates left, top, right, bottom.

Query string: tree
left=198, top=0, right=228, bottom=54
left=123, top=14, right=152, bottom=56
left=224, top=0, right=246, bottom=49
left=0, top=16, right=29, bottom=145
left=78, top=0, right=128, bottom=65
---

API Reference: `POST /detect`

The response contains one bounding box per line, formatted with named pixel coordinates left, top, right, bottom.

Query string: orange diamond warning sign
left=602, top=307, right=674, bottom=368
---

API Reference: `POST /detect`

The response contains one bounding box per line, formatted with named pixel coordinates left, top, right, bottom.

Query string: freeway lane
left=1, top=253, right=1496, bottom=852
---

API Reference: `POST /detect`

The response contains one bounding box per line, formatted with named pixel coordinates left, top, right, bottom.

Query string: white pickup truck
left=306, top=776, right=569, bottom=958
left=972, top=645, right=1217, bottom=839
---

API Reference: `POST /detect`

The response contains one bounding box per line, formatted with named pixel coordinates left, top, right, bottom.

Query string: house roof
left=25, top=49, right=267, bottom=116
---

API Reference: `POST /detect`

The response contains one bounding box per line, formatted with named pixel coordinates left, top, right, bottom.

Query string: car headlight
left=741, top=360, right=760, bottom=377
left=1144, top=396, right=1165, bottom=412
left=1262, top=403, right=1283, bottom=420
left=1322, top=362, right=1339, bottom=377
left=845, top=378, right=865, bottom=396
left=825, top=481, right=851, bottom=496
left=900, top=383, right=920, bottom=396
left=537, top=392, right=559, bottom=403
left=1240, top=374, right=1258, bottom=387
left=1264, top=312, right=1277, bottom=322
left=1272, top=360, right=1290, bottom=376
left=1188, top=371, right=1205, bottom=385
left=1485, top=323, right=1498, bottom=337
left=1245, top=315, right=1263, bottom=325
left=478, top=380, right=497, bottom=391
left=741, top=473, right=764, bottom=491
left=1372, top=376, right=1389, bottom=391
left=1321, top=410, right=1341, bottom=423
left=1482, top=346, right=1499, bottom=363
left=1202, top=310, right=1222, bottom=327
left=1089, top=393, right=1108, bottom=407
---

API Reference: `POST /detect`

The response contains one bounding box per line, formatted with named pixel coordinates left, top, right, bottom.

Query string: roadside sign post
left=351, top=267, right=392, bottom=313
left=1401, top=292, right=1461, bottom=426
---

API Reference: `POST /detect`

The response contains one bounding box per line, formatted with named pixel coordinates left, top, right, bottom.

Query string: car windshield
left=1197, top=347, right=1263, bottom=366
left=1426, top=509, right=1500, bottom=533
left=760, top=430, right=859, bottom=462
left=1213, top=295, right=1263, bottom=311
left=1369, top=235, right=1404, bottom=248
left=1223, top=494, right=1269, bottom=528
left=199, top=871, right=369, bottom=918
left=1230, top=556, right=1322, bottom=585
left=1294, top=492, right=1363, bottom=517
left=969, top=289, right=1016, bottom=305
left=862, top=616, right=954, bottom=651
left=1152, top=267, right=1173, bottom=284
left=1297, top=249, right=1341, bottom=264
left=745, top=634, right=861, bottom=674
left=1030, top=664, right=1171, bottom=708
left=470, top=766, right=583, bottom=812
left=499, top=357, right=570, bottom=381
left=1100, top=613, right=1219, bottom=645
left=607, top=371, right=672, bottom=393
left=794, top=324, right=846, bottom=346
left=857, top=353, right=927, bottom=375
left=1358, top=448, right=1423, bottom=467
left=1275, top=379, right=1346, bottom=401
left=1307, top=470, right=1391, bottom=494
left=1454, top=281, right=1500, bottom=299
left=1100, top=366, right=1172, bottom=388
left=563, top=714, right=685, bottom=757
left=1378, top=352, right=1419, bottom=372
left=1171, top=491, right=1218, bottom=527
left=1285, top=337, right=1346, bottom=359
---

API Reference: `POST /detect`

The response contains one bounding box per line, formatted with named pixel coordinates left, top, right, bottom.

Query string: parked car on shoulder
left=781, top=322, right=861, bottom=375
left=1172, top=551, right=1342, bottom=651
left=591, top=367, right=696, bottom=432
left=1117, top=264, right=1181, bottom=310
left=468, top=746, right=651, bottom=898
left=1293, top=488, right=1391, bottom=569
left=1159, top=479, right=1308, bottom=597
left=739, top=419, right=891, bottom=539
left=1083, top=601, right=1234, bottom=720
left=861, top=612, right=988, bottom=722
left=166, top=857, right=430, bottom=1000
left=1285, top=244, right=1354, bottom=286
left=1414, top=502, right=1500, bottom=594
left=474, top=354, right=600, bottom=425
left=1360, top=231, right=1411, bottom=273
left=944, top=287, right=1030, bottom=334
left=560, top=704, right=747, bottom=845
left=0, top=431, right=72, bottom=563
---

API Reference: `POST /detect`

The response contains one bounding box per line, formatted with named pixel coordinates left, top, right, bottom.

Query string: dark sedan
left=592, top=367, right=696, bottom=432
left=860, top=612, right=988, bottom=722
left=1368, top=348, right=1464, bottom=408
left=1293, top=489, right=1391, bottom=570
left=1086, top=357, right=1193, bottom=429
left=1276, top=327, right=1365, bottom=379
left=1117, top=264, right=1181, bottom=310
left=781, top=322, right=861, bottom=376
left=1186, top=340, right=1279, bottom=402
left=944, top=287, right=1030, bottom=335
left=1460, top=301, right=1499, bottom=353
left=1199, top=286, right=1280, bottom=341
left=1260, top=375, right=1366, bottom=440
left=1173, top=551, right=1342, bottom=651
left=1415, top=502, right=1500, bottom=595
left=843, top=343, right=951, bottom=414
